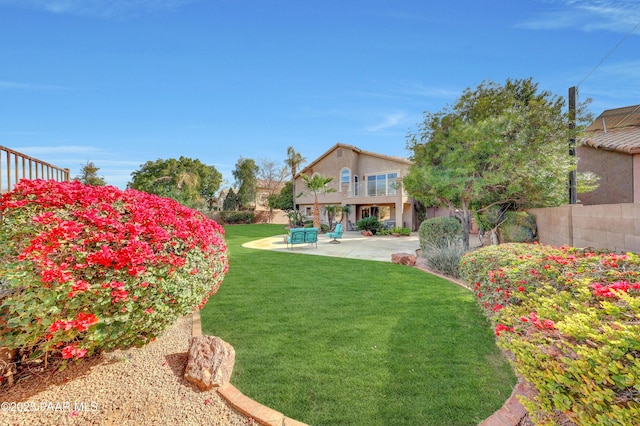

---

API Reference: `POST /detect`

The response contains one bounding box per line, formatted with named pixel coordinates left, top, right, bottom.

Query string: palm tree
left=301, top=173, right=335, bottom=229
left=340, top=204, right=352, bottom=229
left=285, top=147, right=306, bottom=206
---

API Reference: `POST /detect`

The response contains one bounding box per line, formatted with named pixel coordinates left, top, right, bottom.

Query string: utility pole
left=568, top=86, right=577, bottom=204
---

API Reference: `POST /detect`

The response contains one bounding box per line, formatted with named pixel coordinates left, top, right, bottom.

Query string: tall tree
left=223, top=188, right=240, bottom=211
left=404, top=78, right=592, bottom=250
left=285, top=147, right=306, bottom=205
left=128, top=157, right=222, bottom=209
left=75, top=161, right=107, bottom=186
left=300, top=173, right=335, bottom=229
left=232, top=157, right=258, bottom=210
left=256, top=158, right=287, bottom=222
left=200, top=166, right=224, bottom=211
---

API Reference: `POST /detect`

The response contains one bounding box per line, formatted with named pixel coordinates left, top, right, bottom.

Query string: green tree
left=404, top=78, right=593, bottom=250
left=75, top=161, right=106, bottom=186
left=267, top=181, right=294, bottom=212
left=300, top=173, right=335, bottom=229
left=223, top=188, right=240, bottom=211
left=323, top=205, right=337, bottom=230
left=128, top=157, right=222, bottom=209
left=285, top=147, right=306, bottom=205
left=232, top=157, right=258, bottom=210
left=200, top=166, right=224, bottom=211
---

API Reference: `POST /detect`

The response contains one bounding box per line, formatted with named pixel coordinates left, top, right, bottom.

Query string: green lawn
left=201, top=224, right=515, bottom=426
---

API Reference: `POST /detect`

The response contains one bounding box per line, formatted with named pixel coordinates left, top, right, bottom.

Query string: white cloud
left=365, top=112, right=407, bottom=132
left=0, top=0, right=199, bottom=18
left=519, top=0, right=640, bottom=33
left=0, top=80, right=68, bottom=91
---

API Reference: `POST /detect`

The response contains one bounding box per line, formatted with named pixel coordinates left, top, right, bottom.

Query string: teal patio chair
left=326, top=223, right=343, bottom=244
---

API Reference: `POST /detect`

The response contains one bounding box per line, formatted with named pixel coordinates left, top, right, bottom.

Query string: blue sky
left=1, top=0, right=638, bottom=189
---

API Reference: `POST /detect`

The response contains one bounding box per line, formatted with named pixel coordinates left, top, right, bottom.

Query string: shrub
left=475, top=205, right=504, bottom=234
left=0, top=179, right=228, bottom=377
left=356, top=216, right=382, bottom=233
left=418, top=217, right=463, bottom=252
left=220, top=210, right=254, bottom=224
left=391, top=227, right=411, bottom=236
left=499, top=211, right=537, bottom=243
left=422, top=241, right=466, bottom=278
left=460, top=243, right=640, bottom=425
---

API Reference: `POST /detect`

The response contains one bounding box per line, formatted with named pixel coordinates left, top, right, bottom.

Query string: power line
left=577, top=21, right=640, bottom=88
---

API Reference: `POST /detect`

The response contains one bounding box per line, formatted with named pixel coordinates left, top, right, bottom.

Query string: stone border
left=191, top=310, right=309, bottom=426
left=479, top=382, right=533, bottom=426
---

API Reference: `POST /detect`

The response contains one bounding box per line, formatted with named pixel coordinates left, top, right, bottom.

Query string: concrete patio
left=242, top=230, right=421, bottom=262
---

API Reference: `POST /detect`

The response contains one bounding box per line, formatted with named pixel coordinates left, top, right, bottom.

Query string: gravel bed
left=1, top=317, right=249, bottom=425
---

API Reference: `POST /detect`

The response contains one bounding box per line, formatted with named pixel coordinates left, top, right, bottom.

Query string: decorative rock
left=0, top=346, right=17, bottom=386
left=391, top=252, right=417, bottom=266
left=184, top=335, right=235, bottom=391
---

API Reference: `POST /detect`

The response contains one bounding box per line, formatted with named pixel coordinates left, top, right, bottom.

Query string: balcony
left=0, top=146, right=70, bottom=193
left=345, top=178, right=404, bottom=199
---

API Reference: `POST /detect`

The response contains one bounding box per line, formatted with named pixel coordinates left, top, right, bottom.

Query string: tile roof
left=298, top=142, right=411, bottom=176
left=582, top=104, right=640, bottom=154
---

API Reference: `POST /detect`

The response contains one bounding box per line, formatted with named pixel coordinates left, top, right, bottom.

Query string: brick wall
left=527, top=203, right=640, bottom=253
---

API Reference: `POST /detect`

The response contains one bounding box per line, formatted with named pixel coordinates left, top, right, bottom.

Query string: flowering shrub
left=0, top=179, right=227, bottom=373
left=460, top=243, right=640, bottom=425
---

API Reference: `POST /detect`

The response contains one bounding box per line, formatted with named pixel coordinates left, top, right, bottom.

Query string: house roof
left=582, top=105, right=640, bottom=154
left=298, top=143, right=411, bottom=176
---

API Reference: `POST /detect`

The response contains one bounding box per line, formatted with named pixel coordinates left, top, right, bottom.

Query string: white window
left=340, top=168, right=350, bottom=192
left=366, top=172, right=399, bottom=196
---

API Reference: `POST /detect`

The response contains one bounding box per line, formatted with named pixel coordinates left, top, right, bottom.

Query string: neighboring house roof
left=582, top=104, right=640, bottom=154
left=297, top=142, right=411, bottom=176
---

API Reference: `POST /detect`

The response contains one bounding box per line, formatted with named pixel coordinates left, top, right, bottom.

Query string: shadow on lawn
left=378, top=285, right=515, bottom=426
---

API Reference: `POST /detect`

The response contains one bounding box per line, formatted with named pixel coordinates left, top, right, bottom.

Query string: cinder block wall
left=527, top=204, right=640, bottom=253
left=527, top=206, right=572, bottom=248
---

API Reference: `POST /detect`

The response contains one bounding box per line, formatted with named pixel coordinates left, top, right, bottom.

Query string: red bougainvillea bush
left=459, top=243, right=640, bottom=425
left=0, top=179, right=228, bottom=378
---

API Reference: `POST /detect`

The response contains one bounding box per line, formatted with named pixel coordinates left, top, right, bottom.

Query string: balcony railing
left=345, top=178, right=404, bottom=198
left=0, top=146, right=70, bottom=193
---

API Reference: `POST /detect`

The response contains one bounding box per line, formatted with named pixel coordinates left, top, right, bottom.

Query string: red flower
left=71, top=280, right=90, bottom=292
left=111, top=289, right=129, bottom=304
left=73, top=312, right=99, bottom=332
left=61, top=345, right=76, bottom=359
left=49, top=320, right=66, bottom=333
left=494, top=323, right=514, bottom=336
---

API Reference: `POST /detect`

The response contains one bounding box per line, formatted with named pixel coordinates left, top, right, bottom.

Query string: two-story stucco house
left=294, top=143, right=419, bottom=230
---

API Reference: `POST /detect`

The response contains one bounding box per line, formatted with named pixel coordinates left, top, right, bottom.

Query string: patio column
left=395, top=200, right=403, bottom=228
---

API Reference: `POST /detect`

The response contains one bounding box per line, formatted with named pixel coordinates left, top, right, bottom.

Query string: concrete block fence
left=528, top=203, right=640, bottom=253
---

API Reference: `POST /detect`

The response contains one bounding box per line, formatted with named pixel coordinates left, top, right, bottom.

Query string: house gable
left=297, top=142, right=411, bottom=183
